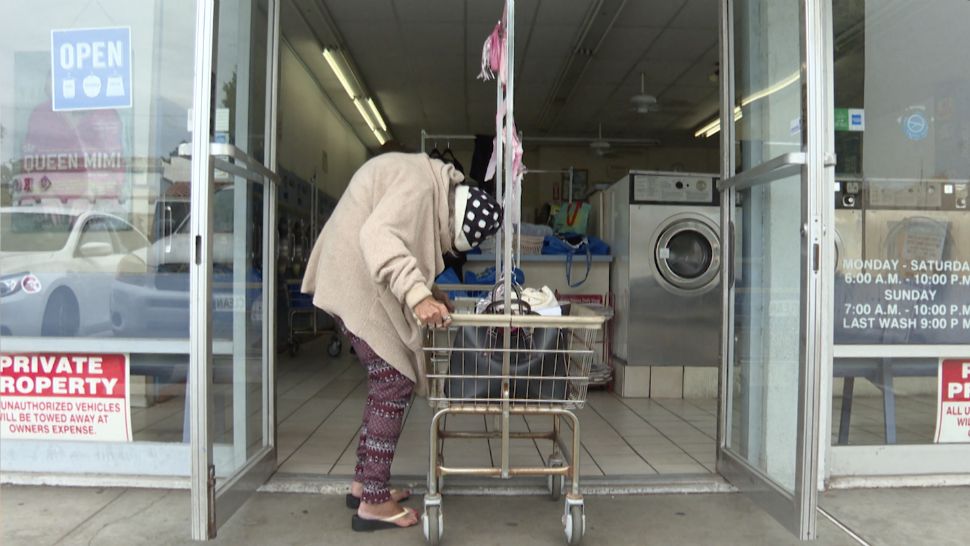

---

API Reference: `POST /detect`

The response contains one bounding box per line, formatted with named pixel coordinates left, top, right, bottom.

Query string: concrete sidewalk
left=2, top=484, right=967, bottom=545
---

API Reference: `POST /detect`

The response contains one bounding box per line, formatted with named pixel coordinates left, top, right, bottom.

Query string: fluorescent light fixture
left=322, top=48, right=359, bottom=99
left=694, top=107, right=742, bottom=138
left=353, top=98, right=377, bottom=132
left=740, top=71, right=799, bottom=108
left=365, top=98, right=387, bottom=132
left=694, top=70, right=799, bottom=138
left=323, top=48, right=393, bottom=145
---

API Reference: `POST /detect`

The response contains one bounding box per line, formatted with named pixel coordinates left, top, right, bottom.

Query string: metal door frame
left=189, top=0, right=280, bottom=539
left=716, top=0, right=833, bottom=539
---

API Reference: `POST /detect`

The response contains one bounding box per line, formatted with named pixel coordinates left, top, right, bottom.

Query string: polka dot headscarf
left=453, top=185, right=503, bottom=252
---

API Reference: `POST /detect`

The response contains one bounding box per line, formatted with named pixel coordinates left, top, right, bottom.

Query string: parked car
left=109, top=187, right=264, bottom=340
left=0, top=206, right=149, bottom=337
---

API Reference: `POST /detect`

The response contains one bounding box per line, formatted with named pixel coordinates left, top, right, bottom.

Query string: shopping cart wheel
left=327, top=336, right=341, bottom=357
left=564, top=504, right=585, bottom=545
left=288, top=340, right=299, bottom=357
left=423, top=504, right=443, bottom=545
left=547, top=456, right=565, bottom=501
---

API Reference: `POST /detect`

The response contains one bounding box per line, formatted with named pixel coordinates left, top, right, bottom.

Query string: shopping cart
left=421, top=291, right=605, bottom=545
left=284, top=279, right=341, bottom=357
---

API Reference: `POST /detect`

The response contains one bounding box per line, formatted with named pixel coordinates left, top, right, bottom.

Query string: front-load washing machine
left=607, top=171, right=723, bottom=367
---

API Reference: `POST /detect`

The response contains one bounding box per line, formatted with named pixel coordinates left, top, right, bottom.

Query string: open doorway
left=268, top=0, right=724, bottom=487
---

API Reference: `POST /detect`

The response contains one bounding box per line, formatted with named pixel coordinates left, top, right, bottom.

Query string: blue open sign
left=51, top=27, right=132, bottom=111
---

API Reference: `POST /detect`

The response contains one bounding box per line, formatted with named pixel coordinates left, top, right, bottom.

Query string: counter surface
left=467, top=254, right=613, bottom=263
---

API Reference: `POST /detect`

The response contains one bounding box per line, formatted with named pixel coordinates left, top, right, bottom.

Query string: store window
left=1, top=0, right=269, bottom=474
left=0, top=1, right=198, bottom=454
left=831, top=0, right=970, bottom=446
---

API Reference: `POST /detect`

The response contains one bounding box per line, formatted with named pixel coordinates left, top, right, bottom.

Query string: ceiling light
left=740, top=71, right=799, bottom=107
left=694, top=70, right=799, bottom=138
left=323, top=48, right=393, bottom=146
left=365, top=98, right=387, bottom=132
left=322, top=48, right=359, bottom=99
left=353, top=98, right=377, bottom=132
left=694, top=107, right=743, bottom=138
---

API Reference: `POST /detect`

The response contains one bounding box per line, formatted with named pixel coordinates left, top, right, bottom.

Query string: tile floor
left=274, top=337, right=718, bottom=478
left=127, top=337, right=941, bottom=477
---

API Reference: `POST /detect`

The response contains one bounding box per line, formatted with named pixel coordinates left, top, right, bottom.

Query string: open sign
left=51, top=27, right=132, bottom=111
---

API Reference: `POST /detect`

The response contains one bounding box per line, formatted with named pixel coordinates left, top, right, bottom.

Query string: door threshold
left=260, top=472, right=736, bottom=496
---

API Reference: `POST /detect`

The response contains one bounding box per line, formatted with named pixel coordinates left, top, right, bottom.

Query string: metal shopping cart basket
left=421, top=294, right=605, bottom=545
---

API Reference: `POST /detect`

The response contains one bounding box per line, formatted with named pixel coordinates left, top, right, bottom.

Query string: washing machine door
left=654, top=216, right=721, bottom=292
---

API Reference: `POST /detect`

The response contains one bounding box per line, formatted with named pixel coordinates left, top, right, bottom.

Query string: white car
left=0, top=206, right=149, bottom=337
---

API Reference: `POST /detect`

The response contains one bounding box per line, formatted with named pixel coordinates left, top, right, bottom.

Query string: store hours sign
left=835, top=259, right=970, bottom=344
left=51, top=27, right=132, bottom=111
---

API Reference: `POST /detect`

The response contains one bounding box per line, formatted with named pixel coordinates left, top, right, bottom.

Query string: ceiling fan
left=589, top=124, right=614, bottom=157
left=628, top=72, right=697, bottom=115
left=588, top=124, right=658, bottom=157
left=630, top=73, right=658, bottom=114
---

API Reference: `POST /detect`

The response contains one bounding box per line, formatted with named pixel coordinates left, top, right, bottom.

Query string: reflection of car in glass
left=109, top=187, right=263, bottom=339
left=0, top=207, right=149, bottom=336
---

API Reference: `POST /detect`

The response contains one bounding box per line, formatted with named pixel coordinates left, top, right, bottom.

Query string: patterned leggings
left=340, top=322, right=415, bottom=505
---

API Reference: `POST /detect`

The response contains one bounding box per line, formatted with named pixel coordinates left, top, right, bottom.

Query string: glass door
left=1, top=0, right=200, bottom=478
left=826, top=0, right=970, bottom=482
left=188, top=0, right=279, bottom=539
left=717, top=0, right=832, bottom=539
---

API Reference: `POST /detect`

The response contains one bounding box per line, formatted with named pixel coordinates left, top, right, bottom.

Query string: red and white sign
left=935, top=358, right=970, bottom=443
left=0, top=353, right=131, bottom=442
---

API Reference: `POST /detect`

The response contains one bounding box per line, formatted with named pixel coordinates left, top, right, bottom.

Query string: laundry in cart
left=421, top=285, right=604, bottom=545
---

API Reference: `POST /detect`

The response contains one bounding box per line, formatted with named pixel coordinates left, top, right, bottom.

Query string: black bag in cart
left=445, top=321, right=569, bottom=401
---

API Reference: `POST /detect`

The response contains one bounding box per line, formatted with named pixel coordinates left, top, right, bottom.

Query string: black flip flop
left=346, top=491, right=411, bottom=509
left=351, top=508, right=417, bottom=532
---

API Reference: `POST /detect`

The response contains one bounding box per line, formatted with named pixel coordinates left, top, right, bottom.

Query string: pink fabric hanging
left=478, top=4, right=524, bottom=224
left=483, top=103, right=526, bottom=185
left=478, top=17, right=504, bottom=81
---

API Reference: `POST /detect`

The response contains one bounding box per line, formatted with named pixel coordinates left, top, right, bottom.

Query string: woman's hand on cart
left=431, top=285, right=456, bottom=312
left=415, top=296, right=453, bottom=328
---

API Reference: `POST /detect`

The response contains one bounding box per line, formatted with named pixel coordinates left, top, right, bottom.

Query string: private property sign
left=0, top=353, right=131, bottom=442
left=935, top=359, right=970, bottom=443
left=51, top=27, right=132, bottom=111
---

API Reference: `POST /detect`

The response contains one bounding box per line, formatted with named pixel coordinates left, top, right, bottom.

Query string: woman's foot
left=354, top=500, right=419, bottom=529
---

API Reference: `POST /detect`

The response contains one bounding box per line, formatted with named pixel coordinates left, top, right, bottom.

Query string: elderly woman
left=302, top=152, right=502, bottom=531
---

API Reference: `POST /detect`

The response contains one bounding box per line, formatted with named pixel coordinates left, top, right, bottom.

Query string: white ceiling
left=281, top=0, right=721, bottom=151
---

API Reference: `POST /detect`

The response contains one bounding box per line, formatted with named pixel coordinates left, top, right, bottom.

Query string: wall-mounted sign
left=0, top=353, right=131, bottom=442
left=51, top=27, right=132, bottom=111
left=835, top=108, right=865, bottom=132
left=935, top=359, right=970, bottom=443
left=835, top=258, right=970, bottom=344
left=898, top=106, right=930, bottom=142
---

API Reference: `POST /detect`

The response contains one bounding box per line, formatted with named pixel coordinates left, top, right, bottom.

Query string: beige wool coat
left=301, top=153, right=463, bottom=396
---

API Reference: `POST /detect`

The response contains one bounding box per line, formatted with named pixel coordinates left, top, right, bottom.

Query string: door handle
left=719, top=152, right=806, bottom=191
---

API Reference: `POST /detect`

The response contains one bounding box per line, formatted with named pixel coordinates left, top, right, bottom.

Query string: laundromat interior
left=183, top=0, right=726, bottom=482
left=276, top=0, right=730, bottom=483
left=4, top=0, right=970, bottom=516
